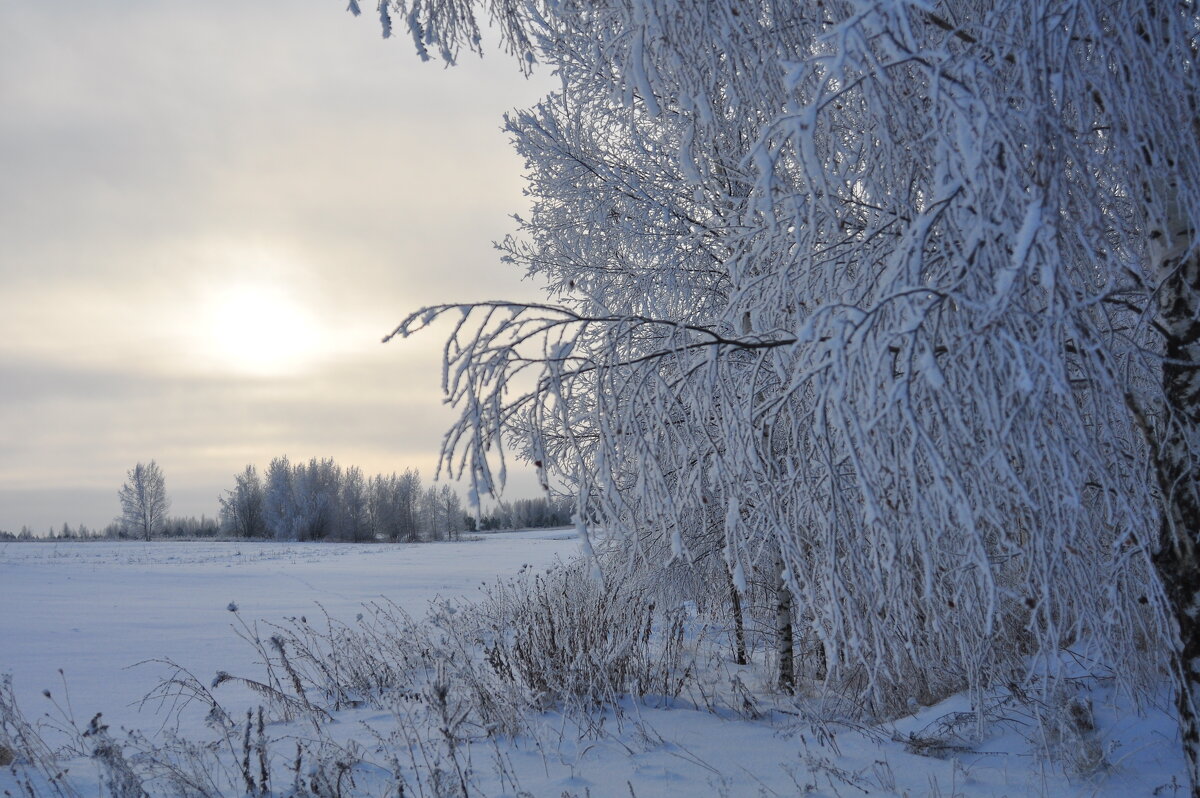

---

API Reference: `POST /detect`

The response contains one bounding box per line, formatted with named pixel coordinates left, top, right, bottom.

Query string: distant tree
left=396, top=469, right=422, bottom=541
left=219, top=465, right=267, bottom=538
left=292, top=458, right=338, bottom=540
left=228, top=456, right=465, bottom=544
left=420, top=485, right=443, bottom=541
left=477, top=497, right=572, bottom=531
left=440, top=484, right=464, bottom=541
left=118, top=461, right=169, bottom=541
left=263, top=455, right=336, bottom=540
left=368, top=469, right=423, bottom=541
left=263, top=456, right=296, bottom=540
left=417, top=483, right=465, bottom=541
left=366, top=473, right=397, bottom=540
left=339, top=465, right=370, bottom=541
left=160, top=515, right=220, bottom=538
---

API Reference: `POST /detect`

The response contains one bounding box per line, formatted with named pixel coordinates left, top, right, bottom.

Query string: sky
left=0, top=2, right=553, bottom=533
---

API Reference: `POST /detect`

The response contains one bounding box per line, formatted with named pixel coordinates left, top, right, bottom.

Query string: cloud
left=0, top=2, right=551, bottom=531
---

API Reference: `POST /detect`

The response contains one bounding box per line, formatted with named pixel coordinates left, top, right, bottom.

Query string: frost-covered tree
left=118, top=461, right=169, bottom=541
left=244, top=458, right=442, bottom=541
left=261, top=457, right=342, bottom=540
left=360, top=0, right=1200, bottom=783
left=419, top=484, right=457, bottom=541
left=367, top=473, right=399, bottom=540
left=263, top=455, right=296, bottom=540
left=339, top=465, right=371, bottom=541
left=219, top=465, right=267, bottom=538
left=396, top=469, right=423, bottom=539
left=291, top=457, right=340, bottom=540
left=478, top=497, right=573, bottom=531
left=419, top=485, right=440, bottom=541
left=430, top=483, right=465, bottom=541
left=368, top=469, right=423, bottom=541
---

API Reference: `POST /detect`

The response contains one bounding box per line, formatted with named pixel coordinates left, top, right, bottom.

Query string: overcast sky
left=0, top=2, right=551, bottom=533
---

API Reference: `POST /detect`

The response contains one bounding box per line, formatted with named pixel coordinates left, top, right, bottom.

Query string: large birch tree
left=358, top=0, right=1199, bottom=785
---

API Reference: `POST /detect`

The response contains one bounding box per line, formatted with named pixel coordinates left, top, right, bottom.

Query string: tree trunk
left=1155, top=246, right=1200, bottom=796
left=775, top=558, right=795, bottom=694
left=729, top=568, right=748, bottom=665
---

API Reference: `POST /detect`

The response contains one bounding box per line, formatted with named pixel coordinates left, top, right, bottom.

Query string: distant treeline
left=477, top=497, right=572, bottom=531
left=220, top=457, right=464, bottom=542
left=0, top=457, right=572, bottom=541
left=222, top=457, right=571, bottom=540
left=0, top=516, right=220, bottom=541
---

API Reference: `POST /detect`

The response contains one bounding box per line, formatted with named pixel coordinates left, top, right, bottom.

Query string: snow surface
left=0, top=533, right=1188, bottom=796
left=1, top=532, right=577, bottom=739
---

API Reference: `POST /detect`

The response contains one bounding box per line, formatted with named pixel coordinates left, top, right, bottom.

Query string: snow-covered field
left=0, top=533, right=1187, bottom=796
left=1, top=532, right=578, bottom=738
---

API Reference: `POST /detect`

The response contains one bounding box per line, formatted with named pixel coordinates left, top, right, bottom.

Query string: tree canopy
left=365, top=0, right=1200, bottom=786
left=119, top=460, right=170, bottom=541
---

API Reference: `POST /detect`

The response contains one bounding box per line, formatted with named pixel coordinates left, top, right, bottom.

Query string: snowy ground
left=0, top=532, right=1188, bottom=796
left=1, top=532, right=578, bottom=739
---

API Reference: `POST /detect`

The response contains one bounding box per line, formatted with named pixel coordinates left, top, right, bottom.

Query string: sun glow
left=200, top=283, right=325, bottom=377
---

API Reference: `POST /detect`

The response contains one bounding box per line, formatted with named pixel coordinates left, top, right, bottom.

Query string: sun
left=200, top=283, right=325, bottom=377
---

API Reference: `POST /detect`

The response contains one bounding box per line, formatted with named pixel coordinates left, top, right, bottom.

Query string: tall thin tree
left=119, top=461, right=169, bottom=541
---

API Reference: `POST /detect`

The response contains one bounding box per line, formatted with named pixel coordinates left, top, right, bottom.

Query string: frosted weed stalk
left=82, top=714, right=146, bottom=798
left=470, top=561, right=704, bottom=713
left=0, top=674, right=79, bottom=797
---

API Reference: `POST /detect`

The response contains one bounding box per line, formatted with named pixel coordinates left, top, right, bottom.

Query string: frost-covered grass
left=1, top=534, right=1187, bottom=796
left=0, top=535, right=576, bottom=739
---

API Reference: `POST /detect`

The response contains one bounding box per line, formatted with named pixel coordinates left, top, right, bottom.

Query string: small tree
left=118, top=461, right=169, bottom=541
